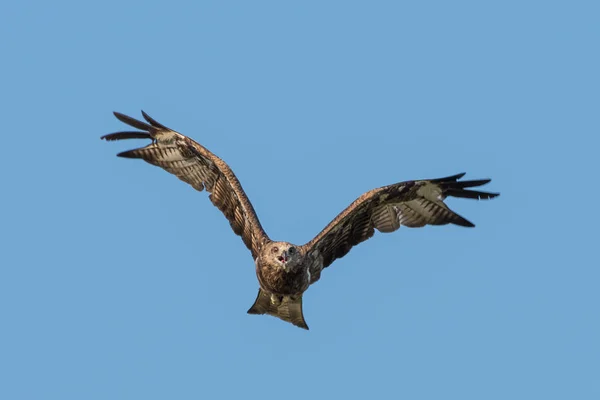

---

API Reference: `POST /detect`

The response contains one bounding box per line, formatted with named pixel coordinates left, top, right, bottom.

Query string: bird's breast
left=255, top=261, right=309, bottom=296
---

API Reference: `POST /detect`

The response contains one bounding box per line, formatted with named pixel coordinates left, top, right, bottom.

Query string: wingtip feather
left=449, top=210, right=476, bottom=227
left=439, top=175, right=499, bottom=201
left=112, top=111, right=153, bottom=131
left=116, top=149, right=142, bottom=159
left=431, top=172, right=466, bottom=183
left=101, top=131, right=152, bottom=141
left=456, top=218, right=476, bottom=228
left=141, top=110, right=169, bottom=130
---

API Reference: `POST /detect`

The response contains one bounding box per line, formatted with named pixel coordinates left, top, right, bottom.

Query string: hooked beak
left=278, top=250, right=289, bottom=263
left=278, top=251, right=290, bottom=271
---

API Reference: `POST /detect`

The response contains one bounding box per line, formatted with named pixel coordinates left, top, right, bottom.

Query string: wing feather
left=102, top=111, right=269, bottom=258
left=303, top=174, right=498, bottom=281
left=102, top=131, right=152, bottom=141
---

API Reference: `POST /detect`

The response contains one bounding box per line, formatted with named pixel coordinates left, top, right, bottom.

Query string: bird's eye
left=272, top=247, right=279, bottom=253
left=288, top=247, right=296, bottom=254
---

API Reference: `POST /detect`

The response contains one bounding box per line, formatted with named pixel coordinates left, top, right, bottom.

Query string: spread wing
left=302, top=173, right=498, bottom=282
left=101, top=111, right=269, bottom=258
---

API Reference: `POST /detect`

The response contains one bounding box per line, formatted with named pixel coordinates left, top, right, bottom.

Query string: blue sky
left=1, top=1, right=598, bottom=399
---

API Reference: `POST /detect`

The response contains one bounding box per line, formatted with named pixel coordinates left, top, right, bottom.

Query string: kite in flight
left=102, top=111, right=499, bottom=330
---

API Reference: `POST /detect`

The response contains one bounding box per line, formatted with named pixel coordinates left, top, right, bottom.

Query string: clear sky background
left=1, top=1, right=598, bottom=399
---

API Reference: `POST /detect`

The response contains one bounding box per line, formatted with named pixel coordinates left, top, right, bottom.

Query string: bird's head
left=264, top=242, right=302, bottom=272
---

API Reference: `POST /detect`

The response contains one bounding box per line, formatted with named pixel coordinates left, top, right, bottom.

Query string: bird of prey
left=102, top=111, right=499, bottom=330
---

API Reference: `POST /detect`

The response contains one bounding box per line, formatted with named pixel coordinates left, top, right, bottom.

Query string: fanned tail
left=247, top=289, right=309, bottom=330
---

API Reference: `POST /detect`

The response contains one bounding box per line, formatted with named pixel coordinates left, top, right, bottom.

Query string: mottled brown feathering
left=256, top=261, right=310, bottom=296
left=103, top=111, right=499, bottom=330
left=302, top=173, right=499, bottom=282
left=101, top=111, right=269, bottom=259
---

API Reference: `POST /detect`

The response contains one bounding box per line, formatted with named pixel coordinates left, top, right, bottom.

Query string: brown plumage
left=102, top=111, right=499, bottom=330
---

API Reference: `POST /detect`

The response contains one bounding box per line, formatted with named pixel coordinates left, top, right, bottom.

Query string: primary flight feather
left=102, top=111, right=499, bottom=330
